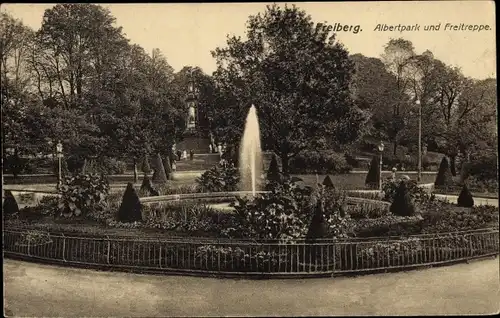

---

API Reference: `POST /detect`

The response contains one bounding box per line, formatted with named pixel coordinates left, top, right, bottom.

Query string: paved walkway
left=3, top=258, right=499, bottom=316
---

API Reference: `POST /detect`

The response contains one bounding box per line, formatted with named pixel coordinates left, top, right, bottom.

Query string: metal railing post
left=106, top=236, right=111, bottom=264
left=62, top=234, right=66, bottom=262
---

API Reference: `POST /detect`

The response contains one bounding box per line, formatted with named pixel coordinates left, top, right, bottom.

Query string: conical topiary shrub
left=306, top=201, right=328, bottom=241
left=267, top=154, right=281, bottom=183
left=305, top=200, right=328, bottom=261
left=390, top=181, right=416, bottom=217
left=434, top=157, right=454, bottom=187
left=141, top=154, right=151, bottom=175
left=3, top=190, right=19, bottom=215
left=117, top=183, right=142, bottom=222
left=163, top=156, right=172, bottom=180
left=322, top=175, right=334, bottom=188
left=365, top=156, right=380, bottom=189
left=152, top=153, right=168, bottom=184
left=457, top=184, right=474, bottom=207
left=140, top=174, right=159, bottom=196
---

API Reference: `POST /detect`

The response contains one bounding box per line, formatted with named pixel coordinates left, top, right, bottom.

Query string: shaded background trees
left=1, top=4, right=497, bottom=185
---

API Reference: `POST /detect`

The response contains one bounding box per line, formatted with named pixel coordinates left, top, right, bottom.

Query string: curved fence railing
left=3, top=228, right=498, bottom=278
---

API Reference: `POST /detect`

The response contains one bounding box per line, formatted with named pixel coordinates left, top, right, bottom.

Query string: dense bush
left=196, top=162, right=240, bottom=192
left=289, top=150, right=352, bottom=174
left=344, top=153, right=360, bottom=168
left=346, top=201, right=390, bottom=220
left=457, top=184, right=474, bottom=207
left=356, top=237, right=423, bottom=268
left=82, top=157, right=127, bottom=175
left=420, top=202, right=499, bottom=234
left=57, top=173, right=110, bottom=217
left=382, top=178, right=432, bottom=204
left=382, top=152, right=415, bottom=171
left=232, top=179, right=351, bottom=241
left=389, top=181, right=416, bottom=217
left=466, top=151, right=498, bottom=182
left=467, top=176, right=499, bottom=193
left=142, top=203, right=232, bottom=234
left=117, top=183, right=142, bottom=222
left=365, top=156, right=380, bottom=189
left=3, top=190, right=20, bottom=216
left=434, top=157, right=454, bottom=187
left=18, top=195, right=60, bottom=220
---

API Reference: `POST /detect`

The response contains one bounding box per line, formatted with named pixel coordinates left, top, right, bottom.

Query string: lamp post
left=378, top=141, right=384, bottom=190
left=416, top=99, right=422, bottom=182
left=56, top=142, right=63, bottom=187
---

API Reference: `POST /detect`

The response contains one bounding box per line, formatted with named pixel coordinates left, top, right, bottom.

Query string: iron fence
left=3, top=228, right=498, bottom=277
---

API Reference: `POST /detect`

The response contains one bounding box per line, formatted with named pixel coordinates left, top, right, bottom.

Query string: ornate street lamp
left=416, top=99, right=422, bottom=182
left=56, top=142, right=63, bottom=186
left=378, top=141, right=384, bottom=190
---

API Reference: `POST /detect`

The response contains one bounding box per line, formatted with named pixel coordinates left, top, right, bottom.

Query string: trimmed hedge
left=289, top=150, right=352, bottom=174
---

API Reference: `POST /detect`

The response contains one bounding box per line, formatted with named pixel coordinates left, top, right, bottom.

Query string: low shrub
left=466, top=151, right=498, bottom=182
left=390, top=181, right=416, bottom=217
left=289, top=150, right=352, bottom=174
left=196, top=162, right=239, bottom=192
left=466, top=176, right=499, bottom=193
left=155, top=184, right=201, bottom=195
left=349, top=215, right=424, bottom=237
left=382, top=178, right=432, bottom=204
left=233, top=178, right=313, bottom=240
left=346, top=202, right=390, bottom=220
left=356, top=237, right=423, bottom=268
left=142, top=202, right=235, bottom=235
left=420, top=203, right=499, bottom=234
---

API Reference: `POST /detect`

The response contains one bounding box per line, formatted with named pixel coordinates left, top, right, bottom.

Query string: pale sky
left=1, top=1, right=496, bottom=79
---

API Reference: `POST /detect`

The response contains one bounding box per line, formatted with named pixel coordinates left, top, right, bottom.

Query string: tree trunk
left=133, top=159, right=138, bottom=183
left=280, top=151, right=289, bottom=175
left=449, top=155, right=457, bottom=176
left=82, top=158, right=88, bottom=174
left=393, top=141, right=397, bottom=156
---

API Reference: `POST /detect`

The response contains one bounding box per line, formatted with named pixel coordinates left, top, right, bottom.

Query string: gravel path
left=4, top=258, right=499, bottom=317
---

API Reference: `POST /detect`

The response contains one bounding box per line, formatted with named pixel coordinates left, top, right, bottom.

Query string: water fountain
left=239, top=105, right=263, bottom=196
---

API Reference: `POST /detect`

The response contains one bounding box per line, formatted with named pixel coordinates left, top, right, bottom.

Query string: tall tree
left=211, top=4, right=366, bottom=172
left=350, top=54, right=407, bottom=142
left=381, top=38, right=416, bottom=155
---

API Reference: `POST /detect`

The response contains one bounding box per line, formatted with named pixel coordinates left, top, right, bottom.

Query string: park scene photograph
left=2, top=2, right=498, bottom=316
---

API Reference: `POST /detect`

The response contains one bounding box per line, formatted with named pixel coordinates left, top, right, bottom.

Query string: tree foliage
left=211, top=4, right=366, bottom=172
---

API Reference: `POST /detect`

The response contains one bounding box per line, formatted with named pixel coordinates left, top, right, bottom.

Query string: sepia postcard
left=2, top=1, right=498, bottom=317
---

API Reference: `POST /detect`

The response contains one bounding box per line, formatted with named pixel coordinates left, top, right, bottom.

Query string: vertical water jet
left=239, top=105, right=263, bottom=196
